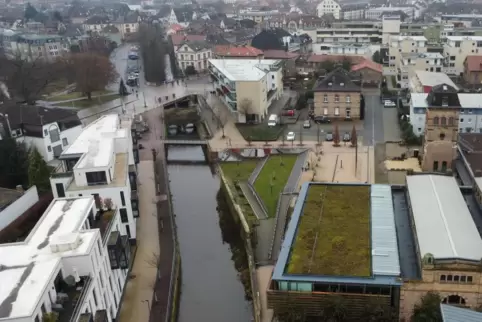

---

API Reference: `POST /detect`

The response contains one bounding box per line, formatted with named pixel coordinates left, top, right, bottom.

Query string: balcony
left=129, top=165, right=137, bottom=191
left=90, top=208, right=117, bottom=243
left=131, top=191, right=139, bottom=218
left=94, top=310, right=108, bottom=322
left=54, top=276, right=93, bottom=322
left=107, top=232, right=130, bottom=270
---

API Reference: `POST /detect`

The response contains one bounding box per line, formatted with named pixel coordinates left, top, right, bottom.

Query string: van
left=267, top=114, right=278, bottom=127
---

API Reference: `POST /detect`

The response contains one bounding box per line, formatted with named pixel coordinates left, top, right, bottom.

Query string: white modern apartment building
left=443, top=36, right=482, bottom=75
left=50, top=114, right=139, bottom=242
left=238, top=9, right=280, bottom=23
left=312, top=21, right=381, bottom=44
left=313, top=42, right=373, bottom=55
left=365, top=7, right=416, bottom=21
left=316, top=0, right=341, bottom=19
left=0, top=196, right=131, bottom=322
left=208, top=59, right=283, bottom=123
left=410, top=92, right=482, bottom=135
left=0, top=103, right=83, bottom=163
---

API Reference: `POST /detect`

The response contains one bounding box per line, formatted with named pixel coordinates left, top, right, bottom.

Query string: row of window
left=320, top=107, right=352, bottom=117
left=322, top=94, right=351, bottom=103
left=179, top=51, right=211, bottom=60
left=432, top=116, right=455, bottom=126
left=440, top=274, right=474, bottom=283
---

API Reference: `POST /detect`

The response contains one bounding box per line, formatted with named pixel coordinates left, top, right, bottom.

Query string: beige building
left=401, top=174, right=482, bottom=321
left=208, top=59, right=283, bottom=123
left=421, top=84, right=460, bottom=172
left=444, top=36, right=482, bottom=76
left=313, top=68, right=361, bottom=120
left=177, top=41, right=212, bottom=72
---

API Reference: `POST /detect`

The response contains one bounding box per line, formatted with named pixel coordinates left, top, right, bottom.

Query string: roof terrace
left=273, top=183, right=401, bottom=285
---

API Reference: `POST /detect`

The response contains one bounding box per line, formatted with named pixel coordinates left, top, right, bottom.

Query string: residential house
left=113, top=14, right=139, bottom=39
left=177, top=41, right=212, bottom=72
left=251, top=28, right=298, bottom=52
left=263, top=14, right=326, bottom=34
left=0, top=103, right=83, bottom=163
left=304, top=54, right=365, bottom=72
left=263, top=50, right=300, bottom=76
left=410, top=71, right=458, bottom=94
left=0, top=195, right=132, bottom=322
left=82, top=15, right=111, bottom=33
left=444, top=36, right=482, bottom=76
left=213, top=45, right=264, bottom=59
left=209, top=59, right=284, bottom=123
left=316, top=0, right=341, bottom=19
left=313, top=68, right=361, bottom=120
left=170, top=34, right=206, bottom=51
left=167, top=23, right=184, bottom=35
left=350, top=59, right=382, bottom=86
left=50, top=114, right=139, bottom=244
left=463, top=55, right=482, bottom=86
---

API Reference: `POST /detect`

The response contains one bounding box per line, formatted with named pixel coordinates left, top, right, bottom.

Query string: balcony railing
left=51, top=171, right=74, bottom=179
left=91, top=208, right=117, bottom=244
left=55, top=276, right=93, bottom=322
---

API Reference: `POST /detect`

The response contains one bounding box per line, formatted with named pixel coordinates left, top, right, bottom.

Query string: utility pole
left=355, top=140, right=358, bottom=174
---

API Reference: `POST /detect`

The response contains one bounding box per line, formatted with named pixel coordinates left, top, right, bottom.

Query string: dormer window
left=442, top=96, right=448, bottom=106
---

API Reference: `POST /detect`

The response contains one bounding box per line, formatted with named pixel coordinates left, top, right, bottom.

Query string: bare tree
left=237, top=98, right=253, bottom=123
left=64, top=53, right=117, bottom=100
left=351, top=125, right=358, bottom=147
left=333, top=124, right=341, bottom=147
left=215, top=109, right=228, bottom=139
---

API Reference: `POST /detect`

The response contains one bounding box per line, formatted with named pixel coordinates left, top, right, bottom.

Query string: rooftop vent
left=50, top=233, right=82, bottom=253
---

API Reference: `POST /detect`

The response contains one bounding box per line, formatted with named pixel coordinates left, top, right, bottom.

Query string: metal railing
left=68, top=276, right=93, bottom=322
left=268, top=197, right=283, bottom=260
left=248, top=156, right=269, bottom=185
left=247, top=183, right=268, bottom=218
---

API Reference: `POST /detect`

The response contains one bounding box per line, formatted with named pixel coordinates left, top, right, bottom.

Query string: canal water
left=167, top=146, right=253, bottom=322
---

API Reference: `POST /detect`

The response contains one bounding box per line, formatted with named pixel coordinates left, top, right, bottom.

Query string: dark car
left=325, top=132, right=333, bottom=141
left=314, top=116, right=331, bottom=124
left=343, top=132, right=351, bottom=142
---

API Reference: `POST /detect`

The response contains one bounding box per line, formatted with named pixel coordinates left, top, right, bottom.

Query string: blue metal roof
left=441, top=304, right=482, bottom=322
left=272, top=182, right=403, bottom=286
left=371, top=185, right=401, bottom=276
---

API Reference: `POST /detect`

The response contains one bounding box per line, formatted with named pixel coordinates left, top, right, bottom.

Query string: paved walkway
left=257, top=266, right=274, bottom=322
left=118, top=161, right=160, bottom=322
left=239, top=182, right=267, bottom=219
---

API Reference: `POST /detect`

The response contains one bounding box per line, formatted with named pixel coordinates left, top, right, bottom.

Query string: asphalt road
left=363, top=92, right=385, bottom=146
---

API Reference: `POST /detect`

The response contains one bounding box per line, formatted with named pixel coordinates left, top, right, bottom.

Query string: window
left=271, top=75, right=274, bottom=79
left=433, top=161, right=439, bottom=171
left=190, top=54, right=193, bottom=60
left=41, top=303, right=46, bottom=314
left=461, top=276, right=467, bottom=282
left=44, top=129, right=48, bottom=136
left=447, top=275, right=453, bottom=281
left=35, top=316, right=40, bottom=322
left=126, top=224, right=131, bottom=238
left=48, top=146, right=52, bottom=152
left=454, top=275, right=459, bottom=282
left=439, top=133, right=445, bottom=140
left=346, top=108, right=351, bottom=118
left=323, top=108, right=328, bottom=115
left=441, top=117, right=447, bottom=126
left=49, top=128, right=60, bottom=142
left=86, top=171, right=107, bottom=185
left=108, top=248, right=118, bottom=269
left=323, top=94, right=328, bottom=103
left=440, top=275, right=446, bottom=281
left=468, top=276, right=473, bottom=283
left=120, top=209, right=128, bottom=223
left=180, top=54, right=184, bottom=60
left=448, top=117, right=454, bottom=126
left=334, top=107, right=340, bottom=116
left=93, top=288, right=98, bottom=306
left=56, top=183, right=65, bottom=198
left=62, top=138, right=68, bottom=146
left=442, top=97, right=448, bottom=106
left=346, top=95, right=351, bottom=103
left=460, top=118, right=464, bottom=122
left=433, top=116, right=439, bottom=125
left=334, top=95, right=339, bottom=102
left=120, top=191, right=125, bottom=206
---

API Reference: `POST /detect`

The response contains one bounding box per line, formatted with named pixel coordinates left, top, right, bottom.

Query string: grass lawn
left=236, top=123, right=285, bottom=142
left=220, top=161, right=260, bottom=226
left=53, top=93, right=120, bottom=109
left=287, top=184, right=371, bottom=276
left=254, top=155, right=298, bottom=217
left=46, top=89, right=112, bottom=102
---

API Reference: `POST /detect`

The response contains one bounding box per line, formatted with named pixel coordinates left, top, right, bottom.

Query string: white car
left=286, top=131, right=295, bottom=141
left=384, top=100, right=396, bottom=107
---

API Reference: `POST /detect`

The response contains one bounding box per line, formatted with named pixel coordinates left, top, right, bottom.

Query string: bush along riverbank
left=217, top=189, right=252, bottom=300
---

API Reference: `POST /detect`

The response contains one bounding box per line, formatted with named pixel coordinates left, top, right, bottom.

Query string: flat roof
left=446, top=35, right=482, bottom=41
left=273, top=183, right=402, bottom=285
left=415, top=71, right=458, bottom=89
left=391, top=35, right=427, bottom=41
left=0, top=197, right=97, bottom=319
left=406, top=175, right=482, bottom=261
left=0, top=187, right=23, bottom=210
left=209, top=59, right=281, bottom=81
left=63, top=114, right=128, bottom=169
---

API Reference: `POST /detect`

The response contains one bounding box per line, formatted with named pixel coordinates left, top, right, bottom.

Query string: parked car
left=314, top=116, right=331, bottom=124
left=185, top=123, right=195, bottom=134
left=325, top=132, right=333, bottom=141
left=343, top=132, right=351, bottom=142
left=384, top=100, right=396, bottom=107
left=168, top=125, right=178, bottom=136
left=282, top=109, right=295, bottom=117
left=303, top=120, right=311, bottom=128
left=286, top=131, right=296, bottom=141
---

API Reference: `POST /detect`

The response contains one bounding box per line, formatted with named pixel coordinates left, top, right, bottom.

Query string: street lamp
left=142, top=299, right=151, bottom=313
left=0, top=113, right=12, bottom=137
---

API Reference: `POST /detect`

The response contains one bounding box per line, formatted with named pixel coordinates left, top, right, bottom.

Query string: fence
left=247, top=183, right=268, bottom=218
left=268, top=197, right=283, bottom=261
left=248, top=156, right=269, bottom=185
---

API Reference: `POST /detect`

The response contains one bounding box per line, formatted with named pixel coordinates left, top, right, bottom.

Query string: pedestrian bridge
left=163, top=139, right=208, bottom=145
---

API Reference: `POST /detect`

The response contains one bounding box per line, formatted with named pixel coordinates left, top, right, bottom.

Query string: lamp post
left=0, top=113, right=12, bottom=137
left=143, top=92, right=147, bottom=108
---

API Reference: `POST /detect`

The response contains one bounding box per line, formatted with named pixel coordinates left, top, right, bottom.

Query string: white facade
left=315, top=24, right=381, bottom=44
left=0, top=186, right=39, bottom=232
left=50, top=115, right=139, bottom=242
left=410, top=93, right=482, bottom=135
left=316, top=0, right=341, bottom=19
left=443, top=36, right=482, bottom=75
left=176, top=42, right=212, bottom=72
left=0, top=196, right=131, bottom=322
left=313, top=43, right=372, bottom=55
left=365, top=7, right=416, bottom=21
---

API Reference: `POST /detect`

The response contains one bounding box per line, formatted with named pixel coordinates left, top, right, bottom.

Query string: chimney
left=476, top=170, right=482, bottom=177
left=16, top=185, right=23, bottom=193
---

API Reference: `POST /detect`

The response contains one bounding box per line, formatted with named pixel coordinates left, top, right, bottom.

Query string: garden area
left=46, top=89, right=112, bottom=102
left=236, top=123, right=285, bottom=142
left=253, top=155, right=298, bottom=217
left=53, top=93, right=120, bottom=109
left=287, top=184, right=371, bottom=276
left=219, top=161, right=260, bottom=226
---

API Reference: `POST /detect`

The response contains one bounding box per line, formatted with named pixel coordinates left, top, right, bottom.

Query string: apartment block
left=443, top=36, right=482, bottom=75
left=313, top=21, right=381, bottom=44
left=208, top=59, right=283, bottom=123
left=50, top=115, right=139, bottom=243
left=0, top=195, right=131, bottom=322
left=313, top=43, right=372, bottom=56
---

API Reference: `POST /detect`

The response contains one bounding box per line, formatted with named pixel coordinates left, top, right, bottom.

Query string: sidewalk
left=257, top=266, right=274, bottom=322
left=118, top=161, right=160, bottom=322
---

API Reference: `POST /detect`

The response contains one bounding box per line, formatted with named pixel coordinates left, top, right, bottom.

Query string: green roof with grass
left=254, top=155, right=297, bottom=218
left=287, top=184, right=371, bottom=277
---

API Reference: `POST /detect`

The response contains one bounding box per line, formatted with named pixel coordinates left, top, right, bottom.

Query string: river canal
left=167, top=146, right=253, bottom=322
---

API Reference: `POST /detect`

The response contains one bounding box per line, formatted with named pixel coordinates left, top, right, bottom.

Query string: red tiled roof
left=465, top=55, right=482, bottom=72
left=171, top=34, right=207, bottom=46
left=263, top=50, right=299, bottom=59
left=307, top=54, right=365, bottom=64
left=169, top=23, right=184, bottom=32
left=214, top=45, right=263, bottom=57
left=351, top=59, right=383, bottom=73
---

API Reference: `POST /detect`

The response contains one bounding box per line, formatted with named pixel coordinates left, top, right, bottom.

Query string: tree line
left=138, top=23, right=167, bottom=84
